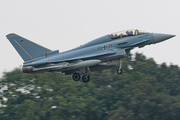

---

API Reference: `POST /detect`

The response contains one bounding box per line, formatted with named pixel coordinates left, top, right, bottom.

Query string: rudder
left=6, top=33, right=51, bottom=61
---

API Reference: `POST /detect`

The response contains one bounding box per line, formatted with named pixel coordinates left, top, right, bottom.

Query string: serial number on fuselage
left=97, top=44, right=113, bottom=50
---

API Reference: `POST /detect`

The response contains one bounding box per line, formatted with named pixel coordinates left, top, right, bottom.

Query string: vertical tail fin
left=6, top=33, right=51, bottom=61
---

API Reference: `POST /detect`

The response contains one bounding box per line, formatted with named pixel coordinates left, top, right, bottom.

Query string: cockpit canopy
left=109, top=29, right=149, bottom=39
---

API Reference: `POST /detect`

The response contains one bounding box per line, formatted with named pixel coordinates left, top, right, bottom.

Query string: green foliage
left=0, top=53, right=180, bottom=120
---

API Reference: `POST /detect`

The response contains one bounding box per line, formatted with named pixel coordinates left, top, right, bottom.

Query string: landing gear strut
left=82, top=67, right=91, bottom=83
left=72, top=73, right=81, bottom=81
left=117, top=58, right=123, bottom=74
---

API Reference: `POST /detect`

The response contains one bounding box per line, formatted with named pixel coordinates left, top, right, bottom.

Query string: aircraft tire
left=82, top=75, right=90, bottom=83
left=72, top=73, right=81, bottom=81
left=117, top=69, right=122, bottom=74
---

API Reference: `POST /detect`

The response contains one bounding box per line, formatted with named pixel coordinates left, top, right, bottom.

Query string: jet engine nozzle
left=22, top=66, right=34, bottom=73
left=153, top=33, right=175, bottom=43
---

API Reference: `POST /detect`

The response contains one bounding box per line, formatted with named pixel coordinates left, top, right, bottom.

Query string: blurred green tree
left=0, top=53, right=180, bottom=120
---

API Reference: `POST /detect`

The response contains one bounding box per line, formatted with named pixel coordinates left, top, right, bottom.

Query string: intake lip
left=153, top=33, right=175, bottom=43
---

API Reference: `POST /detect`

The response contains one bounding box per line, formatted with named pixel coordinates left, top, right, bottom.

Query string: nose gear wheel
left=117, top=58, right=123, bottom=75
left=117, top=69, right=122, bottom=74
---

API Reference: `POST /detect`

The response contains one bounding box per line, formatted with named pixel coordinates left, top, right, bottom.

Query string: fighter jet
left=6, top=29, right=175, bottom=83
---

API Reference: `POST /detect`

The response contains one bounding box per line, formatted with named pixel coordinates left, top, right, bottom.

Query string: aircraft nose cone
left=153, top=33, right=175, bottom=43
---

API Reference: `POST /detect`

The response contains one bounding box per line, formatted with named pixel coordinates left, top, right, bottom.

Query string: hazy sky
left=0, top=0, right=179, bottom=77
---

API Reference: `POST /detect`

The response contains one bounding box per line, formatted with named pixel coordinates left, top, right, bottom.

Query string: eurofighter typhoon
left=7, top=29, right=175, bottom=83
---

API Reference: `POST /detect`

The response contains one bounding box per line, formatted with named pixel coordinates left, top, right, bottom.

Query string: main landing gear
left=72, top=67, right=91, bottom=83
left=82, top=75, right=90, bottom=83
left=72, top=73, right=90, bottom=83
left=117, top=58, right=123, bottom=74
left=72, top=73, right=81, bottom=81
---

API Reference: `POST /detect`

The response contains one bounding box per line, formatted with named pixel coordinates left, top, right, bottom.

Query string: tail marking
left=14, top=39, right=33, bottom=59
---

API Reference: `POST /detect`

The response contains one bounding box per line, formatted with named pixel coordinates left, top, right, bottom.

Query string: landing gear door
left=117, top=49, right=126, bottom=57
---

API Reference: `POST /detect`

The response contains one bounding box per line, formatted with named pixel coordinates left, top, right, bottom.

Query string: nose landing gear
left=117, top=58, right=123, bottom=74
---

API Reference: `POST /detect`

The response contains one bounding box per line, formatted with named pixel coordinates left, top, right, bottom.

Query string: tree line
left=0, top=53, right=180, bottom=120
